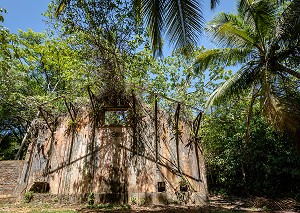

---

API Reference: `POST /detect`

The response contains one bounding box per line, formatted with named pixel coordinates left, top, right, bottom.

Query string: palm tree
left=193, top=0, right=300, bottom=145
left=54, top=0, right=220, bottom=56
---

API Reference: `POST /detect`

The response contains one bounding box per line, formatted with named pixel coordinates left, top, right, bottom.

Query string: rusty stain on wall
left=17, top=97, right=208, bottom=205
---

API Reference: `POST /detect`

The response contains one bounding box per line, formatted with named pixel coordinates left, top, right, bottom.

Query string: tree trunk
left=14, top=111, right=40, bottom=160
left=246, top=92, right=257, bottom=144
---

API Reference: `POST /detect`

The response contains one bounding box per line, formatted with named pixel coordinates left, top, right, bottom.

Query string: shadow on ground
left=79, top=205, right=262, bottom=213
left=79, top=196, right=300, bottom=213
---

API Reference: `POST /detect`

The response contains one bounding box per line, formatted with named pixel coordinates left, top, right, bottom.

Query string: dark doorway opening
left=29, top=182, right=50, bottom=193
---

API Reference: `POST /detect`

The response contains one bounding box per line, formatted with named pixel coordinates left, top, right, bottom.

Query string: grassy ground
left=0, top=196, right=298, bottom=213
left=0, top=202, right=78, bottom=213
left=0, top=203, right=268, bottom=213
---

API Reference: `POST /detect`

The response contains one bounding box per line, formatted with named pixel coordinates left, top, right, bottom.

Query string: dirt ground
left=0, top=196, right=299, bottom=213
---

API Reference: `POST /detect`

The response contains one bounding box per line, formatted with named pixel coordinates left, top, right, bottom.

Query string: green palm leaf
left=206, top=12, right=257, bottom=48
left=196, top=0, right=300, bottom=145
left=193, top=47, right=252, bottom=72
left=210, top=0, right=220, bottom=9
left=238, top=0, right=277, bottom=48
left=164, top=0, right=204, bottom=54
left=274, top=0, right=300, bottom=43
left=54, top=0, right=206, bottom=56
left=262, top=74, right=300, bottom=133
left=141, top=0, right=165, bottom=56
left=205, top=65, right=260, bottom=108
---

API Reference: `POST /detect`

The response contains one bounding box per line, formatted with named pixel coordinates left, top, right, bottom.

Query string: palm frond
left=275, top=0, right=291, bottom=4
left=262, top=74, right=300, bottom=133
left=133, top=0, right=142, bottom=25
left=210, top=0, right=220, bottom=10
left=141, top=0, right=165, bottom=56
left=238, top=0, right=276, bottom=42
left=206, top=13, right=256, bottom=48
left=193, top=47, right=252, bottom=72
left=164, top=0, right=204, bottom=54
left=274, top=0, right=300, bottom=44
left=274, top=63, right=300, bottom=79
left=205, top=65, right=260, bottom=108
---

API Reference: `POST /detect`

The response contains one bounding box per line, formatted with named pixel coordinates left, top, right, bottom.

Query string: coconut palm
left=54, top=0, right=220, bottom=56
left=193, top=0, right=300, bottom=143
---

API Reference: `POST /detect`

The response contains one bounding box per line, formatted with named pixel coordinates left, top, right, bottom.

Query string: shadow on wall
left=19, top=93, right=207, bottom=205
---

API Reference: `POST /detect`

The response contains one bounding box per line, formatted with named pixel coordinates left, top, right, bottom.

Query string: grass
left=88, top=203, right=131, bottom=210
left=0, top=208, right=78, bottom=213
left=0, top=202, right=79, bottom=213
left=28, top=210, right=77, bottom=213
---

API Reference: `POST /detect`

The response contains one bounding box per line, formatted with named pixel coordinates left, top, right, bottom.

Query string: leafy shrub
left=88, top=192, right=94, bottom=205
left=131, top=196, right=137, bottom=205
left=202, top=103, right=300, bottom=198
left=24, top=191, right=34, bottom=203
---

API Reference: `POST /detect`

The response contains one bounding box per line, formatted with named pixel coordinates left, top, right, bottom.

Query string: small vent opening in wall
left=157, top=181, right=166, bottom=192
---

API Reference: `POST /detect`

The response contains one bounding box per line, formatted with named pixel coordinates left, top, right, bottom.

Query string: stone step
left=0, top=197, right=17, bottom=204
left=0, top=160, right=24, bottom=202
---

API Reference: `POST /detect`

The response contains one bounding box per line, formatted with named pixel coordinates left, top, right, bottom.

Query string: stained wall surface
left=18, top=107, right=208, bottom=205
left=0, top=160, right=24, bottom=202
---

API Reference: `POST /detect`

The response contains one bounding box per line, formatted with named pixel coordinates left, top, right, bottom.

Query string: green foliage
left=28, top=210, right=77, bottom=213
left=46, top=0, right=148, bottom=99
left=52, top=0, right=218, bottom=56
left=47, top=0, right=224, bottom=113
left=130, top=196, right=137, bottom=205
left=0, top=8, right=7, bottom=23
left=23, top=191, right=34, bottom=203
left=202, top=100, right=300, bottom=197
left=0, top=135, right=19, bottom=160
left=88, top=192, right=94, bottom=205
left=1, top=0, right=299, bottom=202
left=194, top=0, right=300, bottom=143
left=0, top=17, right=89, bottom=159
left=126, top=46, right=227, bottom=112
left=88, top=203, right=131, bottom=210
left=130, top=196, right=146, bottom=205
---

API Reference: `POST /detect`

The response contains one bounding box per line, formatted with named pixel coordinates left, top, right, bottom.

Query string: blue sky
left=1, top=0, right=49, bottom=33
left=0, top=0, right=236, bottom=52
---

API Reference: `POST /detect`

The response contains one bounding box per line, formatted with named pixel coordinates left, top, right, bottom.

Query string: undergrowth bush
left=202, top=103, right=300, bottom=198
left=24, top=191, right=34, bottom=203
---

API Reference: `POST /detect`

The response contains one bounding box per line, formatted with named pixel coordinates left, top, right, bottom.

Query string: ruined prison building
left=16, top=94, right=208, bottom=205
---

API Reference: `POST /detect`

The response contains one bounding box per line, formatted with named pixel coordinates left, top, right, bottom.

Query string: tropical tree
left=201, top=97, right=300, bottom=197
left=0, top=25, right=87, bottom=159
left=53, top=0, right=221, bottom=56
left=193, top=0, right=300, bottom=146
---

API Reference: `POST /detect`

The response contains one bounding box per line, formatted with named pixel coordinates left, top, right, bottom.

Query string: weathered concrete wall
left=18, top=106, right=207, bottom=205
left=0, top=160, right=24, bottom=201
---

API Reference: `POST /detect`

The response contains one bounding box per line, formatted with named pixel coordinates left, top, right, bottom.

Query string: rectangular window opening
left=157, top=181, right=166, bottom=192
left=104, top=110, right=128, bottom=126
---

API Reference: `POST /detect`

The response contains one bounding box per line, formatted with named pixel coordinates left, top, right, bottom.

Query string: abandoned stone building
left=1, top=92, right=208, bottom=205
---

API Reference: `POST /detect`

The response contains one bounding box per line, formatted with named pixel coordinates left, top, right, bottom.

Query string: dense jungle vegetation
left=0, top=0, right=299, bottom=199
